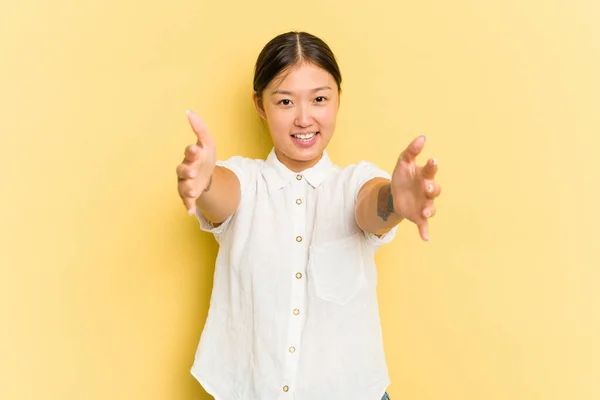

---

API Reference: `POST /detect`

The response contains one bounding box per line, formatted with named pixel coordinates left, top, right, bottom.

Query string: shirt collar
left=262, top=147, right=334, bottom=193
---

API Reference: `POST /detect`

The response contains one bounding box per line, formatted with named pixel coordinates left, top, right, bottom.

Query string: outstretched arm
left=355, top=136, right=441, bottom=241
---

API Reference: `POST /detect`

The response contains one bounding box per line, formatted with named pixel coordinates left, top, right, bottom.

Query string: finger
left=183, top=197, right=196, bottom=216
left=176, top=164, right=186, bottom=179
left=417, top=220, right=430, bottom=242
left=178, top=180, right=200, bottom=200
left=425, top=181, right=442, bottom=199
left=423, top=205, right=437, bottom=219
left=178, top=180, right=199, bottom=214
left=421, top=158, right=438, bottom=180
left=399, top=135, right=426, bottom=164
left=183, top=144, right=200, bottom=163
left=176, top=163, right=197, bottom=180
left=186, top=109, right=213, bottom=147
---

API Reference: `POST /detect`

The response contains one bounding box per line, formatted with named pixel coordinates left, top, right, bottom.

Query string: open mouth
left=292, top=132, right=319, bottom=141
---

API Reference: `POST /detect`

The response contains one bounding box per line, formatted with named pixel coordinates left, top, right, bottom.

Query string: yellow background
left=1, top=0, right=599, bottom=399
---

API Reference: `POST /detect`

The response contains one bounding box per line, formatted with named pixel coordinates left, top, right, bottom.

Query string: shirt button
left=295, top=272, right=302, bottom=279
left=296, top=236, right=303, bottom=242
left=293, top=309, right=300, bottom=315
left=289, top=346, right=296, bottom=353
left=283, top=385, right=290, bottom=392
left=296, top=198, right=302, bottom=205
left=296, top=174, right=303, bottom=181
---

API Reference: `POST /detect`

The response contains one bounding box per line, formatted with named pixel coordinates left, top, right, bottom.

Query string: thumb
left=399, top=135, right=426, bottom=164
left=186, top=109, right=212, bottom=147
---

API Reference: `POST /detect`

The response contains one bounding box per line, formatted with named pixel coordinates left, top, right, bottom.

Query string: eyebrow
left=271, top=86, right=333, bottom=95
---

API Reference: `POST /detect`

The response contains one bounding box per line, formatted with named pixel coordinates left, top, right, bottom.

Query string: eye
left=315, top=96, right=327, bottom=103
left=278, top=99, right=292, bottom=106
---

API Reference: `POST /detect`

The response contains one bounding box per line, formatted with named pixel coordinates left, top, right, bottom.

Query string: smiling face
left=254, top=62, right=340, bottom=172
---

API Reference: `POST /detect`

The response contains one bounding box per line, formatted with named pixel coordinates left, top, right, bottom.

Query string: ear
left=253, top=91, right=266, bottom=120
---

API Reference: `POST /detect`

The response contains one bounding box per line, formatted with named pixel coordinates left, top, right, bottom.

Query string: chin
left=289, top=144, right=326, bottom=161
left=293, top=153, right=320, bottom=163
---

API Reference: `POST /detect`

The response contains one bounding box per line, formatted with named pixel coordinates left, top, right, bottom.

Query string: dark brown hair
left=253, top=31, right=342, bottom=100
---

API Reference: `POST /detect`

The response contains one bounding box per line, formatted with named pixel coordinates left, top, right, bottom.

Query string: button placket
left=280, top=173, right=308, bottom=395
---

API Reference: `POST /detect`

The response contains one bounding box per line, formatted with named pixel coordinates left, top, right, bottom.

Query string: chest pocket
left=308, top=232, right=366, bottom=305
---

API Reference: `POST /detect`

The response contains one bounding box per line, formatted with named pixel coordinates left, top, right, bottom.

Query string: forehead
left=268, top=62, right=336, bottom=92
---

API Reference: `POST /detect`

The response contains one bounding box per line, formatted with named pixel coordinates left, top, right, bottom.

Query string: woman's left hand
left=391, top=135, right=441, bottom=241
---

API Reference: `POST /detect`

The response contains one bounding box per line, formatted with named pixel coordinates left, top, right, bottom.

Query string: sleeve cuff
left=193, top=157, right=247, bottom=239
left=363, top=224, right=399, bottom=247
left=195, top=209, right=234, bottom=239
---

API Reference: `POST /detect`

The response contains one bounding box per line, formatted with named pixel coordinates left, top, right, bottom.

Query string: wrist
left=203, top=173, right=213, bottom=192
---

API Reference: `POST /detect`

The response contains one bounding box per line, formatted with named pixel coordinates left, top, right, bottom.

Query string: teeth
left=294, top=132, right=316, bottom=140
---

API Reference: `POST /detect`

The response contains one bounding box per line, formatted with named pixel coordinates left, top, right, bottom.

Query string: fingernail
left=424, top=210, right=431, bottom=218
left=428, top=184, right=434, bottom=192
left=432, top=158, right=437, bottom=166
left=188, top=208, right=195, bottom=216
left=420, top=135, right=427, bottom=141
left=186, top=109, right=193, bottom=116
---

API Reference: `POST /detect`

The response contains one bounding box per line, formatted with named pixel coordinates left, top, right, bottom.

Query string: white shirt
left=191, top=148, right=398, bottom=400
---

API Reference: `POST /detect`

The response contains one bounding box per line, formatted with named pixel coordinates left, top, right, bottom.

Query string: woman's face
left=254, top=62, right=340, bottom=172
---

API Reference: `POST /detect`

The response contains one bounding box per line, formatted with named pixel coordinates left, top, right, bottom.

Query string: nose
left=294, top=104, right=313, bottom=128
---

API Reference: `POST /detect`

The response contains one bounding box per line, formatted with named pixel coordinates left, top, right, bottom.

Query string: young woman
left=176, top=31, right=441, bottom=400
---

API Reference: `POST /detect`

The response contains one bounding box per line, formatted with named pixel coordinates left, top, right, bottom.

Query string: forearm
left=355, top=178, right=404, bottom=236
left=196, top=166, right=241, bottom=224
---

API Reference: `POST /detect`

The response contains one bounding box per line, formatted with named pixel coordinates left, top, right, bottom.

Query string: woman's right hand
left=176, top=110, right=217, bottom=215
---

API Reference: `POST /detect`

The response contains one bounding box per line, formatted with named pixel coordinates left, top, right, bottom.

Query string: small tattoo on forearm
left=377, top=184, right=395, bottom=222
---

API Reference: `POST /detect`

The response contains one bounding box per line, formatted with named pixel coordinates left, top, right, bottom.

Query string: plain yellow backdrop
left=1, top=0, right=599, bottom=399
